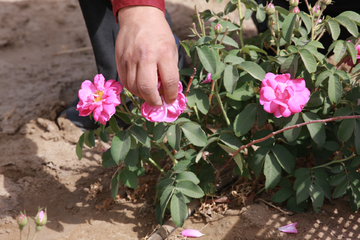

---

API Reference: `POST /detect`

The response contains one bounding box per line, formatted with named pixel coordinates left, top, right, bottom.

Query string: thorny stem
left=311, top=153, right=355, bottom=170
left=184, top=68, right=196, bottom=97
left=215, top=81, right=231, bottom=126
left=237, top=0, right=245, bottom=48
left=275, top=11, right=281, bottom=55
left=219, top=27, right=230, bottom=45
left=215, top=114, right=360, bottom=183
left=148, top=158, right=165, bottom=175
left=195, top=6, right=205, bottom=36
left=159, top=142, right=178, bottom=164
left=192, top=22, right=202, bottom=38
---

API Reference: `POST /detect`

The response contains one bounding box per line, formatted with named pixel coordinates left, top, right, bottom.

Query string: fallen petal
left=181, top=229, right=204, bottom=238
left=278, top=222, right=298, bottom=233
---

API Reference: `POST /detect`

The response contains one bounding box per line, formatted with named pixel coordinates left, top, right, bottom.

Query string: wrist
left=118, top=6, right=164, bottom=25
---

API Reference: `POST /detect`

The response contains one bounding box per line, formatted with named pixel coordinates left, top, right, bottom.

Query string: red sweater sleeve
left=111, top=0, right=165, bottom=22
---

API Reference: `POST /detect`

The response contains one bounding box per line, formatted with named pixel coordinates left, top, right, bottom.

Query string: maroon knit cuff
left=111, top=0, right=165, bottom=22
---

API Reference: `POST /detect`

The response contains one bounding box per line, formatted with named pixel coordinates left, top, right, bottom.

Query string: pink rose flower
left=202, top=73, right=212, bottom=84
left=278, top=222, right=298, bottom=233
left=141, top=81, right=187, bottom=122
left=77, top=74, right=123, bottom=125
left=259, top=73, right=310, bottom=118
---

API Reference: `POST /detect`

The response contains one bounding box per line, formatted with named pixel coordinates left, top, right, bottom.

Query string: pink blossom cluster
left=141, top=81, right=187, bottom=122
left=77, top=74, right=123, bottom=125
left=259, top=73, right=310, bottom=118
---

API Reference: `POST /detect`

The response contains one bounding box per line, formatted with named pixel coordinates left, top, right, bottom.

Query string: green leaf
left=102, top=149, right=117, bottom=168
left=129, top=125, right=150, bottom=147
left=76, top=133, right=85, bottom=160
left=338, top=11, right=360, bottom=25
left=335, top=15, right=359, bottom=37
left=299, top=49, right=317, bottom=73
left=234, top=103, right=257, bottom=136
left=272, top=145, right=295, bottom=174
left=176, top=171, right=200, bottom=184
left=194, top=89, right=210, bottom=115
left=346, top=41, right=358, bottom=65
left=282, top=13, right=296, bottom=45
left=328, top=74, right=342, bottom=104
left=181, top=122, right=207, bottom=147
left=271, top=188, right=293, bottom=203
left=264, top=152, right=282, bottom=190
left=250, top=147, right=270, bottom=177
left=238, top=61, right=266, bottom=80
left=167, top=125, right=182, bottom=151
left=287, top=196, right=306, bottom=212
left=333, top=178, right=349, bottom=198
left=296, top=178, right=311, bottom=204
left=170, top=192, right=187, bottom=227
left=196, top=46, right=217, bottom=74
left=173, top=160, right=192, bottom=173
left=156, top=178, right=175, bottom=198
left=309, top=183, right=324, bottom=212
left=354, top=119, right=360, bottom=155
left=252, top=129, right=274, bottom=147
left=334, top=107, right=352, bottom=120
left=326, top=19, right=340, bottom=40
left=280, top=54, right=298, bottom=79
left=283, top=113, right=303, bottom=142
left=227, top=81, right=255, bottom=100
left=302, top=112, right=326, bottom=148
left=111, top=131, right=131, bottom=164
left=219, top=34, right=239, bottom=48
left=224, top=54, right=245, bottom=65
left=329, top=173, right=346, bottom=186
left=338, top=119, right=356, bottom=142
left=99, top=129, right=108, bottom=142
left=109, top=115, right=121, bottom=132
left=333, top=40, right=347, bottom=65
left=256, top=6, right=266, bottom=23
left=351, top=156, right=360, bottom=168
left=323, top=141, right=341, bottom=151
left=315, top=70, right=331, bottom=87
left=298, top=12, right=311, bottom=33
left=84, top=130, right=95, bottom=147
left=176, top=180, right=205, bottom=198
left=224, top=64, right=239, bottom=94
left=111, top=173, right=120, bottom=199
left=120, top=169, right=138, bottom=189
left=124, top=149, right=139, bottom=170
left=219, top=133, right=242, bottom=150
left=159, top=185, right=175, bottom=221
left=153, top=123, right=168, bottom=143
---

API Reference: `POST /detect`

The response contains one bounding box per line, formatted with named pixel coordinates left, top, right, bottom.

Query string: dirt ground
left=0, top=0, right=359, bottom=239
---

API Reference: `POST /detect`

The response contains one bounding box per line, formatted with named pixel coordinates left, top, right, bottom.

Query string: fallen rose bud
left=279, top=222, right=298, bottom=233
left=181, top=229, right=204, bottom=238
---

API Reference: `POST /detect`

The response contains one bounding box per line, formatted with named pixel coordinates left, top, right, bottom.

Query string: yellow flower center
left=94, top=90, right=104, bottom=102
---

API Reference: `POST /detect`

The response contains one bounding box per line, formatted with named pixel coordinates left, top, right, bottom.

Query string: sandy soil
left=0, top=0, right=359, bottom=239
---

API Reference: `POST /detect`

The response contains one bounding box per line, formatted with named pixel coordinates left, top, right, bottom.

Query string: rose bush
left=77, top=0, right=360, bottom=227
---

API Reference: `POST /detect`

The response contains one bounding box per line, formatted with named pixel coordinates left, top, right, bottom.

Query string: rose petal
left=181, top=229, right=204, bottom=238
left=279, top=222, right=298, bottom=233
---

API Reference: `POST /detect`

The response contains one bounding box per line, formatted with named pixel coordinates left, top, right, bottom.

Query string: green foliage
left=76, top=0, right=360, bottom=227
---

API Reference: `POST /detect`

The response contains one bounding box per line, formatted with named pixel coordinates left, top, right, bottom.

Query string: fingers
left=158, top=45, right=179, bottom=104
left=137, top=61, right=162, bottom=106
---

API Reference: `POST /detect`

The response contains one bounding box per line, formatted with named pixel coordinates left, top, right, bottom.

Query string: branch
left=184, top=68, right=196, bottom=97
left=215, top=114, right=360, bottom=182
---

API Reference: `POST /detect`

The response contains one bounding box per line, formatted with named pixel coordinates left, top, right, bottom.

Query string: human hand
left=115, top=6, right=179, bottom=106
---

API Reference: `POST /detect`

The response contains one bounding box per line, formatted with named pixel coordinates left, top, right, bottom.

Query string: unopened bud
left=214, top=23, right=223, bottom=35
left=321, top=0, right=331, bottom=5
left=17, top=212, right=28, bottom=230
left=34, top=208, right=47, bottom=227
left=311, top=5, right=320, bottom=17
left=202, top=73, right=212, bottom=84
left=266, top=3, right=276, bottom=15
left=290, top=6, right=300, bottom=14
left=289, top=0, right=299, bottom=7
